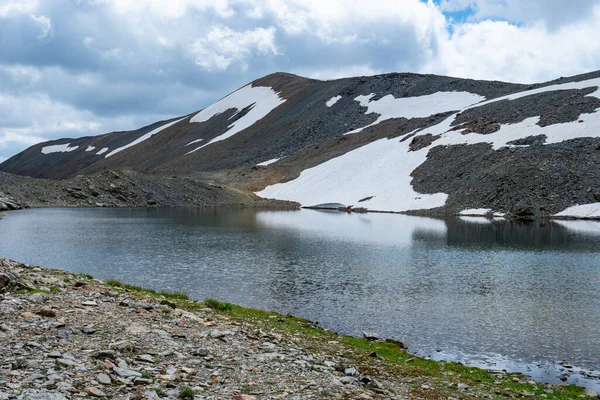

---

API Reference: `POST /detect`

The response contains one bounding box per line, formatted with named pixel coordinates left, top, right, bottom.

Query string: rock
left=585, top=389, right=598, bottom=398
left=233, top=395, right=257, bottom=400
left=17, top=389, right=69, bottom=400
left=81, top=325, right=97, bottom=334
left=86, top=386, right=106, bottom=397
left=36, top=307, right=57, bottom=317
left=81, top=300, right=98, bottom=306
left=0, top=271, right=36, bottom=294
left=97, top=373, right=111, bottom=385
left=344, top=367, right=358, bottom=376
left=136, top=354, right=155, bottom=363
left=47, top=351, right=62, bottom=358
left=93, top=350, right=116, bottom=360
left=362, top=331, right=379, bottom=341
left=113, top=366, right=142, bottom=378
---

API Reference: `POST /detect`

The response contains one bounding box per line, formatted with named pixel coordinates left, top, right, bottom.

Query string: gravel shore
left=0, top=258, right=596, bottom=400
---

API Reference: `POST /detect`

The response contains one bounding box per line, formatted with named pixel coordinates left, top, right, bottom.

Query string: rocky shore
left=0, top=258, right=597, bottom=400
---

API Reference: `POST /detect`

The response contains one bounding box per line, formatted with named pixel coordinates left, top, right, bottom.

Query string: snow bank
left=326, top=95, right=342, bottom=107
left=187, top=85, right=286, bottom=154
left=96, top=148, right=108, bottom=155
left=257, top=76, right=600, bottom=214
left=555, top=203, right=600, bottom=218
left=41, top=143, right=79, bottom=154
left=85, top=146, right=96, bottom=152
left=257, top=158, right=280, bottom=166
left=459, top=208, right=491, bottom=216
left=105, top=117, right=186, bottom=158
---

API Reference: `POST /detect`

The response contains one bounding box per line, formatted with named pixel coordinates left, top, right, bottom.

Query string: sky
left=1, top=0, right=600, bottom=162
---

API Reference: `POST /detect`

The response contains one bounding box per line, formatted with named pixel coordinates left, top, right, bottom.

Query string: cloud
left=0, top=0, right=600, bottom=162
left=439, top=0, right=599, bottom=27
left=191, top=25, right=279, bottom=71
left=425, top=5, right=600, bottom=83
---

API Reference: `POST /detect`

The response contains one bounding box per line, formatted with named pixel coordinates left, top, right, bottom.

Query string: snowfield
left=105, top=117, right=186, bottom=158
left=41, top=143, right=79, bottom=154
left=258, top=77, right=600, bottom=214
left=187, top=85, right=286, bottom=153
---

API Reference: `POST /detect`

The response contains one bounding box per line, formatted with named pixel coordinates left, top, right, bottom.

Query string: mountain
left=2, top=70, right=600, bottom=219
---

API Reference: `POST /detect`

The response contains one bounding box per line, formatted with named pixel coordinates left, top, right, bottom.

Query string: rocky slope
left=1, top=258, right=597, bottom=400
left=0, top=171, right=296, bottom=210
left=2, top=71, right=600, bottom=218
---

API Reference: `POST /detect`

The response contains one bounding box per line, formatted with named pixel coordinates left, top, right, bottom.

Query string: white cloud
left=439, top=0, right=599, bottom=26
left=191, top=25, right=278, bottom=71
left=29, top=14, right=52, bottom=39
left=0, top=0, right=38, bottom=17
left=425, top=6, right=600, bottom=83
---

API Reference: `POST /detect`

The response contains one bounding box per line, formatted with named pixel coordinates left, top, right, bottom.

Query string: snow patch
left=85, top=146, right=96, bottom=152
left=346, top=91, right=485, bottom=135
left=554, top=203, right=600, bottom=218
left=185, top=138, right=204, bottom=146
left=326, top=95, right=342, bottom=107
left=96, top=148, right=109, bottom=155
left=41, top=143, right=79, bottom=154
left=257, top=158, right=280, bottom=166
left=256, top=137, right=448, bottom=213
left=460, top=208, right=491, bottom=216
left=105, top=117, right=186, bottom=158
left=187, top=85, right=286, bottom=154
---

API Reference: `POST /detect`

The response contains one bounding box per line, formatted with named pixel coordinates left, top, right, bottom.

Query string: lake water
left=1, top=208, right=599, bottom=390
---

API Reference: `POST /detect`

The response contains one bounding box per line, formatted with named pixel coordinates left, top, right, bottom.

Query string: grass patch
left=105, top=279, right=189, bottom=301
left=178, top=386, right=194, bottom=400
left=78, top=273, right=94, bottom=280
left=204, top=297, right=233, bottom=311
left=16, top=288, right=50, bottom=295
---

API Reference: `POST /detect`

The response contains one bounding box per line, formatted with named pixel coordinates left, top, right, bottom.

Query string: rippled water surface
left=1, top=208, right=599, bottom=390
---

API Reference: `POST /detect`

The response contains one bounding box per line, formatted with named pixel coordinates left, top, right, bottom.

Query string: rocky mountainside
left=2, top=70, right=600, bottom=219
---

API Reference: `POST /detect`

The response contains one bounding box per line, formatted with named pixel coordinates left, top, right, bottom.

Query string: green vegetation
left=104, top=278, right=189, bottom=301
left=178, top=386, right=194, bottom=400
left=78, top=273, right=94, bottom=280
left=16, top=288, right=50, bottom=295
left=204, top=297, right=233, bottom=311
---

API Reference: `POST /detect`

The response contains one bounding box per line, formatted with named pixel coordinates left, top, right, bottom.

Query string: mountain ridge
left=2, top=69, right=600, bottom=219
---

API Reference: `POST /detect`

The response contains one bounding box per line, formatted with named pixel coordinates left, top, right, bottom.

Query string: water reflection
left=0, top=208, right=598, bottom=390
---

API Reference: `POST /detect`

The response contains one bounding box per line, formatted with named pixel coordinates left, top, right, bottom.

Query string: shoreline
left=0, top=258, right=597, bottom=399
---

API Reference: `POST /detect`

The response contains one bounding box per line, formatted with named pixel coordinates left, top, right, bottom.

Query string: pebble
left=81, top=300, right=98, bottom=306
left=97, top=373, right=111, bottom=385
left=86, top=386, right=106, bottom=397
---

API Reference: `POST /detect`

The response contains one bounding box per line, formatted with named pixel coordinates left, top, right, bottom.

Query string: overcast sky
left=1, top=0, right=600, bottom=162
